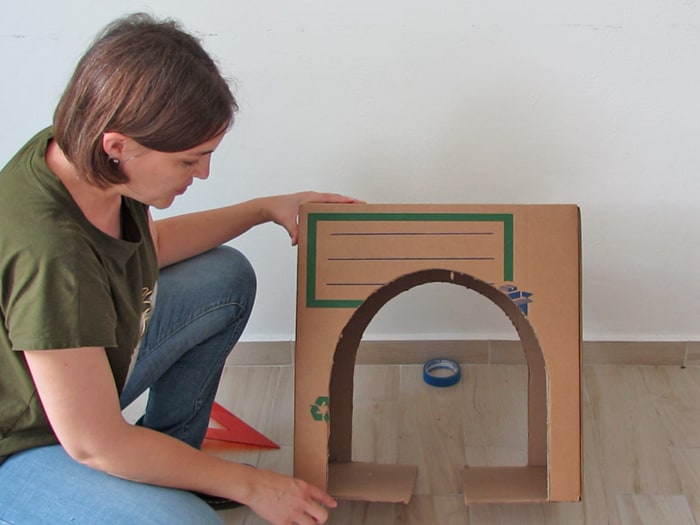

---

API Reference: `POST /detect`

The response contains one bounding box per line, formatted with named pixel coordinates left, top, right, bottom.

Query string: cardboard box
left=294, top=203, right=581, bottom=504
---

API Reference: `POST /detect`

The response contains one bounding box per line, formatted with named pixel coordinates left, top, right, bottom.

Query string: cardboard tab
left=328, top=463, right=417, bottom=503
left=463, top=466, right=547, bottom=503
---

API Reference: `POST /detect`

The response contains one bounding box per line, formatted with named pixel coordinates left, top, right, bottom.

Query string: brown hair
left=53, top=13, right=237, bottom=187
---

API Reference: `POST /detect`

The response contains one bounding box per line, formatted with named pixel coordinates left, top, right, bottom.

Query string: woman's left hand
left=265, top=191, right=364, bottom=245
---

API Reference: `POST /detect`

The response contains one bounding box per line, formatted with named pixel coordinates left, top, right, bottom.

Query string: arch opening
left=327, top=268, right=548, bottom=501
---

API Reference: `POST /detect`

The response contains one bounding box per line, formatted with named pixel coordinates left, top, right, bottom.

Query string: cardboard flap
left=463, top=466, right=547, bottom=503
left=328, top=462, right=417, bottom=503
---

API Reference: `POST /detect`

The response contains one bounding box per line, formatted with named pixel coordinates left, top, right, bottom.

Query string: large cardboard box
left=294, top=203, right=581, bottom=504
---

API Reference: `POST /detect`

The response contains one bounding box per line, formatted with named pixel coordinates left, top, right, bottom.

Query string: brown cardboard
left=294, top=203, right=582, bottom=504
left=328, top=463, right=418, bottom=503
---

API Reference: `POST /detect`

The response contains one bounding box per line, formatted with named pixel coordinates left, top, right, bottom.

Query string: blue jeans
left=0, top=246, right=256, bottom=525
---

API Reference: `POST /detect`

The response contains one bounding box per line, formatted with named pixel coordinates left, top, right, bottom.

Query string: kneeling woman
left=0, top=13, right=359, bottom=525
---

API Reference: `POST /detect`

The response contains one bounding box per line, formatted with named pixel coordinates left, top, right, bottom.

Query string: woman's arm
left=24, top=347, right=336, bottom=525
left=151, top=191, right=361, bottom=268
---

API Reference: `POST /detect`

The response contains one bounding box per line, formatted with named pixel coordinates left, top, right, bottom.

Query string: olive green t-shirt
left=0, top=128, right=159, bottom=463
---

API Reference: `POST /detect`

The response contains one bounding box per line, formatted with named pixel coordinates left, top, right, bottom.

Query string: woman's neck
left=45, top=140, right=123, bottom=239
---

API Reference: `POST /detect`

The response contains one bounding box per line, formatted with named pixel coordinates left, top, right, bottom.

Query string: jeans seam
left=145, top=300, right=249, bottom=356
left=183, top=302, right=250, bottom=445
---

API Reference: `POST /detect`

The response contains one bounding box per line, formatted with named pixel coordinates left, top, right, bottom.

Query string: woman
left=0, top=13, right=359, bottom=525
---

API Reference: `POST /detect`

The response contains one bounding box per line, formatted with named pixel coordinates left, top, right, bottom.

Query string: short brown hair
left=53, top=13, right=237, bottom=187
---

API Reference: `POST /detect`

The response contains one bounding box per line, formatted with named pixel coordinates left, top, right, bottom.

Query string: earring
left=109, top=157, right=120, bottom=166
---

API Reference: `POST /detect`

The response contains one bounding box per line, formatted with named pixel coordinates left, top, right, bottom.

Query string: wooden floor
left=210, top=363, right=700, bottom=525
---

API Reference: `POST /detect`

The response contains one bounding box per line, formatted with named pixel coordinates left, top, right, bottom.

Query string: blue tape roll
left=422, top=358, right=461, bottom=387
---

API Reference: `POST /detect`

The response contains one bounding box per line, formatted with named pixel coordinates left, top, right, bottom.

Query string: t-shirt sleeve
left=3, top=235, right=118, bottom=351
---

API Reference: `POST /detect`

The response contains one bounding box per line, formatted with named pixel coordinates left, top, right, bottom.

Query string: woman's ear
left=101, top=132, right=131, bottom=161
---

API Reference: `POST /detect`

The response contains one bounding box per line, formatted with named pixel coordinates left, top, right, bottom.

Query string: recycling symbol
left=310, top=396, right=329, bottom=422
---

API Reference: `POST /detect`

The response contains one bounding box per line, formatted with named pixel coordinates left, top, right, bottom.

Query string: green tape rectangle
left=306, top=212, right=514, bottom=308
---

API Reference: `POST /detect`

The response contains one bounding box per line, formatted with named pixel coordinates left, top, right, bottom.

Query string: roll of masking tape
left=422, top=358, right=461, bottom=387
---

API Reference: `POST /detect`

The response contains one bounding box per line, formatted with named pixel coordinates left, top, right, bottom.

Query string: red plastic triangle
left=205, top=402, right=279, bottom=449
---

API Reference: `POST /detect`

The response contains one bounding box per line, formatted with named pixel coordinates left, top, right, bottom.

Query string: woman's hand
left=245, top=468, right=337, bottom=525
left=264, top=191, right=363, bottom=245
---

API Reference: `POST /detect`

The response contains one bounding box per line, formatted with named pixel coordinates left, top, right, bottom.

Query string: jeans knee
left=209, top=245, right=257, bottom=309
left=148, top=246, right=257, bottom=344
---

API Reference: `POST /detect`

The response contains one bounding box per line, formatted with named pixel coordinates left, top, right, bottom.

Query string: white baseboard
left=226, top=340, right=696, bottom=367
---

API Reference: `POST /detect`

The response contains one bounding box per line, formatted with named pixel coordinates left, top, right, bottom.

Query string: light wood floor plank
left=640, top=366, right=700, bottom=448
left=352, top=366, right=401, bottom=464
left=460, top=365, right=528, bottom=450
left=352, top=400, right=399, bottom=464
left=580, top=378, right=613, bottom=525
left=326, top=501, right=397, bottom=524
left=468, top=502, right=546, bottom=524
left=584, top=366, right=682, bottom=495
left=396, top=495, right=470, bottom=525
left=669, top=447, right=700, bottom=524
left=216, top=365, right=294, bottom=446
left=616, top=494, right=696, bottom=525
left=397, top=364, right=466, bottom=495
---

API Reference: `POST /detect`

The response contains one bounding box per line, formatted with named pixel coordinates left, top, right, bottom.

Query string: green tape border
left=306, top=212, right=514, bottom=308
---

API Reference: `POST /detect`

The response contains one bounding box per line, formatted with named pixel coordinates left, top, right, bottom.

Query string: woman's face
left=118, top=133, right=225, bottom=209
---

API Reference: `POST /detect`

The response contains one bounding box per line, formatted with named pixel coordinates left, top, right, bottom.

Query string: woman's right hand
left=245, top=469, right=337, bottom=525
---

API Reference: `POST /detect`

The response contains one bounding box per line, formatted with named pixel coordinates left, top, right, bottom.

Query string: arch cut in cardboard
left=294, top=203, right=581, bottom=505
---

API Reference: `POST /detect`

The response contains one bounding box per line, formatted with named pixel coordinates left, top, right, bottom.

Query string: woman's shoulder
left=1, top=128, right=88, bottom=242
left=0, top=127, right=57, bottom=209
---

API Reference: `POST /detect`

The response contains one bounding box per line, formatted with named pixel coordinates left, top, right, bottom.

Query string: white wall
left=2, top=1, right=699, bottom=342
